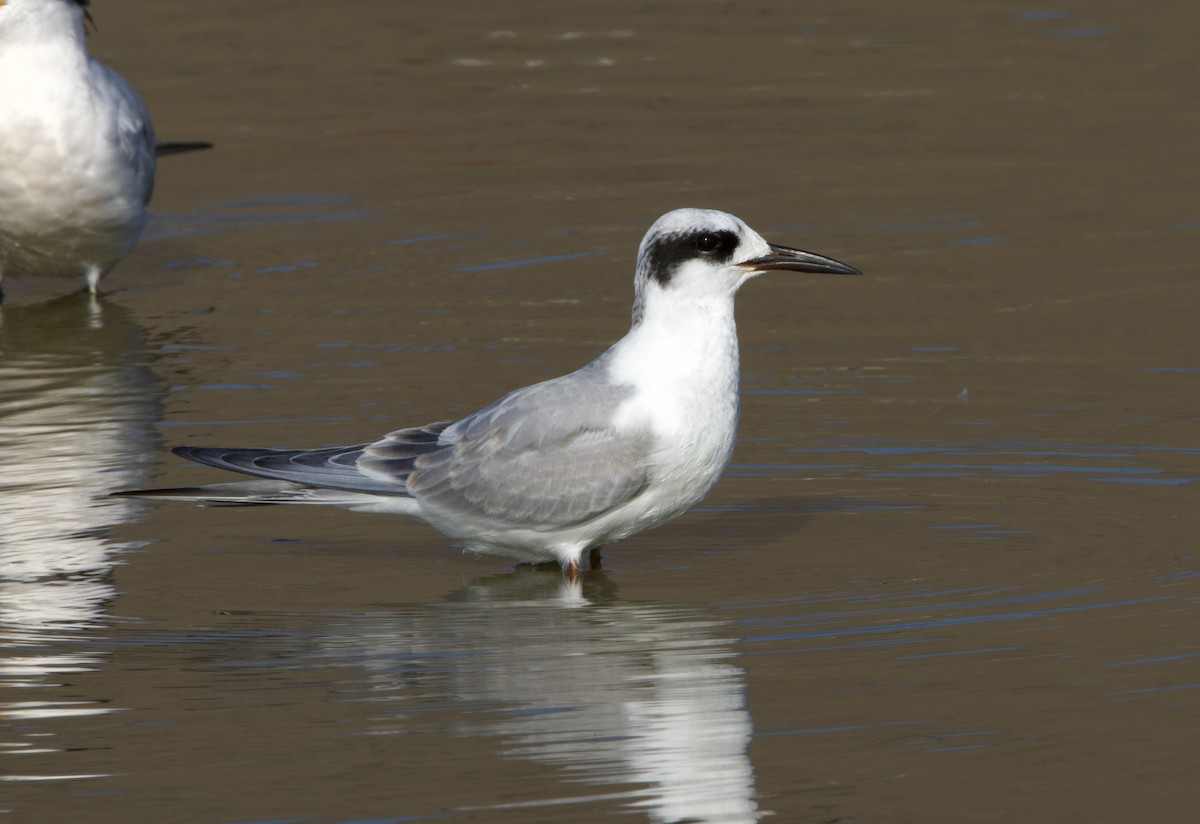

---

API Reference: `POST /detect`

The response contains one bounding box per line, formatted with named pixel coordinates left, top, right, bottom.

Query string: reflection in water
left=0, top=296, right=160, bottom=755
left=311, top=570, right=760, bottom=823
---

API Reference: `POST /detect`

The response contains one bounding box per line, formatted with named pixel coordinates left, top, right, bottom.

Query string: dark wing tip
left=171, top=445, right=264, bottom=472
left=155, top=141, right=215, bottom=158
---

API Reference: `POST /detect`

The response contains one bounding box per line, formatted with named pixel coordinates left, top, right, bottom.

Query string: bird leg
left=563, top=547, right=604, bottom=579
left=85, top=266, right=103, bottom=295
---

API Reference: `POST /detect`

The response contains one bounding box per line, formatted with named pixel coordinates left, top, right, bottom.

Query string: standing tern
left=126, top=209, right=861, bottom=576
left=0, top=0, right=211, bottom=298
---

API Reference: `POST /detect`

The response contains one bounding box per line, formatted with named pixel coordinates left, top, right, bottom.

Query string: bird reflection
left=0, top=295, right=160, bottom=690
left=314, top=568, right=761, bottom=823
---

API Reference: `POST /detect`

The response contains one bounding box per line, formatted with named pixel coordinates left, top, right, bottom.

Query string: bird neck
left=0, top=6, right=87, bottom=51
left=611, top=286, right=741, bottom=399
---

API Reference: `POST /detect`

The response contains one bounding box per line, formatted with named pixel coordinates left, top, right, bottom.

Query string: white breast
left=0, top=40, right=153, bottom=278
left=602, top=289, right=743, bottom=535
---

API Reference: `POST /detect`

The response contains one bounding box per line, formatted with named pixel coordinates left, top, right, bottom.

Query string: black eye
left=696, top=234, right=720, bottom=253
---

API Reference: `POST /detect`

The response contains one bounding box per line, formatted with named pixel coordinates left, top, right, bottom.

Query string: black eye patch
left=643, top=229, right=740, bottom=285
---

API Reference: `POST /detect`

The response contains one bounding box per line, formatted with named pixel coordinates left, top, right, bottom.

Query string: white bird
left=126, top=209, right=860, bottom=576
left=0, top=0, right=210, bottom=298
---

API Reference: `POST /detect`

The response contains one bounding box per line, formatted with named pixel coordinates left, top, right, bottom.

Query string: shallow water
left=2, top=1, right=1199, bottom=821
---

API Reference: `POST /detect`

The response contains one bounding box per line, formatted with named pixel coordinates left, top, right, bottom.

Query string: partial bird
left=123, top=209, right=861, bottom=576
left=0, top=0, right=211, bottom=298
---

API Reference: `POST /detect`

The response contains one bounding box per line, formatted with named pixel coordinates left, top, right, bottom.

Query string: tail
left=112, top=480, right=355, bottom=507
left=111, top=478, right=423, bottom=518
left=155, top=141, right=214, bottom=158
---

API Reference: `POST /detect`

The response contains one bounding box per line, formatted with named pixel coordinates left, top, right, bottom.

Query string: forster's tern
left=126, top=209, right=861, bottom=575
left=0, top=0, right=211, bottom=297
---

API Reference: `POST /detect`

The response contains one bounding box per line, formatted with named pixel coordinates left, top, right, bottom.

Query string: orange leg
left=565, top=560, right=580, bottom=580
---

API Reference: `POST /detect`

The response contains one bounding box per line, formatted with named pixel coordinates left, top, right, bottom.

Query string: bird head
left=631, top=208, right=860, bottom=322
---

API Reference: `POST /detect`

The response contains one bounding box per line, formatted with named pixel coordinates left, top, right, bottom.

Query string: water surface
left=2, top=0, right=1199, bottom=821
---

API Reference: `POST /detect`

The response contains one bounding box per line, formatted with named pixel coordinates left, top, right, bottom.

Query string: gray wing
left=172, top=422, right=449, bottom=495
left=174, top=366, right=653, bottom=529
left=359, top=370, right=653, bottom=529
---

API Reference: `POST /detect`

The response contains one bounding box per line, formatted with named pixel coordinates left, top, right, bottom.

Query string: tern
left=0, top=0, right=211, bottom=298
left=126, top=209, right=861, bottom=575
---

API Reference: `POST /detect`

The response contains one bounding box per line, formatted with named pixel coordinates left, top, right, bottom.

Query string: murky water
left=3, top=1, right=1199, bottom=821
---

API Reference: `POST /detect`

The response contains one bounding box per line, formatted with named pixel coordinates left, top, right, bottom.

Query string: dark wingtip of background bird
left=155, top=141, right=215, bottom=158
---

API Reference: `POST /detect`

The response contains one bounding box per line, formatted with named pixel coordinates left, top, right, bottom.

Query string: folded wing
left=364, top=369, right=653, bottom=529
left=174, top=364, right=654, bottom=530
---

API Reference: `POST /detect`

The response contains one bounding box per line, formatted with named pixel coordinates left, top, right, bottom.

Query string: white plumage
left=0, top=0, right=205, bottom=295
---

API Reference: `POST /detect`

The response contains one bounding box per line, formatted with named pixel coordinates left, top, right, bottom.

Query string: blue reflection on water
left=145, top=194, right=373, bottom=241
left=459, top=250, right=599, bottom=272
left=762, top=437, right=1200, bottom=486
left=1049, top=27, right=1117, bottom=38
